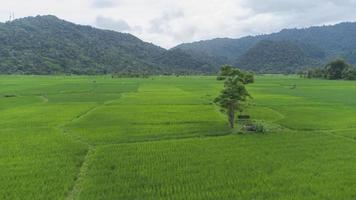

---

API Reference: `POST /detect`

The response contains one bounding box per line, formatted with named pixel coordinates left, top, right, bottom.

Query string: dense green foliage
left=175, top=22, right=356, bottom=73
left=0, top=15, right=213, bottom=75
left=215, top=66, right=253, bottom=128
left=153, top=48, right=217, bottom=74
left=2, top=75, right=356, bottom=199
left=236, top=40, right=318, bottom=73
left=303, top=59, right=356, bottom=80
left=3, top=15, right=356, bottom=75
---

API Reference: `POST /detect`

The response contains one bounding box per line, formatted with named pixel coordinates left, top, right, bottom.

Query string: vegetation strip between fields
left=323, top=130, right=356, bottom=143
left=58, top=104, right=106, bottom=199
left=66, top=147, right=96, bottom=200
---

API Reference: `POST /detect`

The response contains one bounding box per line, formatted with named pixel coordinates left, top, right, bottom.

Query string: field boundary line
left=66, top=146, right=96, bottom=200
left=322, top=130, right=356, bottom=143
left=58, top=104, right=103, bottom=200
left=95, top=131, right=233, bottom=148
left=57, top=105, right=100, bottom=147
left=68, top=104, right=102, bottom=124
left=58, top=103, right=104, bottom=146
left=40, top=95, right=48, bottom=103
left=60, top=96, right=125, bottom=200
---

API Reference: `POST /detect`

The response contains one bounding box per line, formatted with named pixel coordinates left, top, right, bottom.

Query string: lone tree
left=214, top=65, right=254, bottom=128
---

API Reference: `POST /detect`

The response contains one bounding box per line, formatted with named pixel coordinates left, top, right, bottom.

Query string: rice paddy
left=1, top=75, right=356, bottom=199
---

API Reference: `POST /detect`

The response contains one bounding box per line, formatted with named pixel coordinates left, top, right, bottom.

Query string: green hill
left=236, top=40, right=318, bottom=73
left=175, top=22, right=356, bottom=72
left=153, top=48, right=218, bottom=74
left=3, top=15, right=356, bottom=74
left=0, top=15, right=214, bottom=75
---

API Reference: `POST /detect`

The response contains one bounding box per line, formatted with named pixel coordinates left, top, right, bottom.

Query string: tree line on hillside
left=299, top=59, right=356, bottom=80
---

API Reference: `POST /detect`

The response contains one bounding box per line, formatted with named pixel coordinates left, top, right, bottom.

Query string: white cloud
left=95, top=15, right=131, bottom=32
left=91, top=0, right=120, bottom=8
left=1, top=0, right=356, bottom=48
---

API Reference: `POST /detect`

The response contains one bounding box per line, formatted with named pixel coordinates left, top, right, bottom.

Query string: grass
left=1, top=75, right=356, bottom=199
left=77, top=132, right=356, bottom=200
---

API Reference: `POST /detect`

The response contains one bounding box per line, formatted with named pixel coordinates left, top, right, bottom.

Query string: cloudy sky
left=1, top=0, right=356, bottom=48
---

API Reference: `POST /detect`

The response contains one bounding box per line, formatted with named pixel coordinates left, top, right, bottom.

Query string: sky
left=1, top=0, right=356, bottom=48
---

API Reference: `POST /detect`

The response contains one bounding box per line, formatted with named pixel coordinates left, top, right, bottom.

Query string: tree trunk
left=228, top=104, right=235, bottom=128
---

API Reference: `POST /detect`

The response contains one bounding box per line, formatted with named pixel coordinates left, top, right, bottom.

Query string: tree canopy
left=303, top=59, right=356, bottom=80
left=214, top=65, right=254, bottom=128
left=325, top=59, right=350, bottom=80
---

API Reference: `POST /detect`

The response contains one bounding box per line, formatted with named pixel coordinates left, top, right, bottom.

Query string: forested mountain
left=0, top=15, right=213, bottom=74
left=153, top=48, right=218, bottom=74
left=175, top=22, right=356, bottom=73
left=2, top=15, right=356, bottom=74
left=174, top=37, right=258, bottom=65
left=236, top=40, right=318, bottom=73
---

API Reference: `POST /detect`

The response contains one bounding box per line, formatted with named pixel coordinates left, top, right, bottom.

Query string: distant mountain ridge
left=174, top=22, right=356, bottom=73
left=1, top=15, right=356, bottom=74
left=0, top=15, right=213, bottom=74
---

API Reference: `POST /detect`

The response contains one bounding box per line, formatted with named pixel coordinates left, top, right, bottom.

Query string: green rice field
left=1, top=75, right=356, bottom=199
